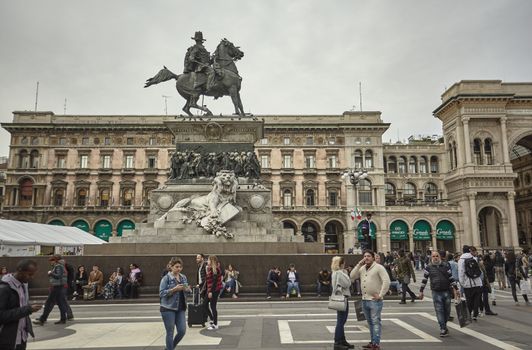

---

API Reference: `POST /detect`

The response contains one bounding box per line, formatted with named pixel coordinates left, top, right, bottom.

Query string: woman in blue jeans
left=331, top=256, right=354, bottom=349
left=159, top=258, right=191, bottom=350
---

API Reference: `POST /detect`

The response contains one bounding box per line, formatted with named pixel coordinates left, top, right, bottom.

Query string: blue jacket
left=159, top=272, right=188, bottom=311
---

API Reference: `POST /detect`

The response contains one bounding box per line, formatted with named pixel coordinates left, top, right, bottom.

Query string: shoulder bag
left=328, top=284, right=347, bottom=311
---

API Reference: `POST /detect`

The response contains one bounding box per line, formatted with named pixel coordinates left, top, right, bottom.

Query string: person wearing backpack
left=458, top=245, right=483, bottom=321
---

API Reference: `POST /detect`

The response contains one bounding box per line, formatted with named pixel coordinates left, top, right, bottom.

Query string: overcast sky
left=1, top=0, right=532, bottom=156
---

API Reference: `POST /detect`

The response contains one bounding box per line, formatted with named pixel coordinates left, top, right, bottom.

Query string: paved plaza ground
left=27, top=273, right=532, bottom=350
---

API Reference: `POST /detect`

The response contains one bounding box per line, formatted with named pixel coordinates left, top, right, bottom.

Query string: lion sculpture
left=158, top=170, right=241, bottom=238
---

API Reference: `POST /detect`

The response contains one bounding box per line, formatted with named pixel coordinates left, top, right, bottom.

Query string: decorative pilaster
left=468, top=192, right=479, bottom=247
left=462, top=117, right=472, bottom=165
left=507, top=191, right=519, bottom=248
left=500, top=117, right=510, bottom=164
left=455, top=122, right=465, bottom=167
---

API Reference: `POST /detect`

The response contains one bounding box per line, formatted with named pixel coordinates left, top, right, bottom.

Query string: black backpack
left=464, top=257, right=482, bottom=279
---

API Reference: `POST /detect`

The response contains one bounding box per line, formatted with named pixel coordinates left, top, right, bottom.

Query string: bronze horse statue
left=145, top=39, right=254, bottom=120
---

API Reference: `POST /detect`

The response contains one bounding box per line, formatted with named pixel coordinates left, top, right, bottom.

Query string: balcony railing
left=303, top=168, right=317, bottom=175
left=280, top=168, right=295, bottom=175
left=385, top=198, right=450, bottom=207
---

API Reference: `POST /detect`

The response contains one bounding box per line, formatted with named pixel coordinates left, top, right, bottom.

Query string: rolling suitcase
left=188, top=287, right=207, bottom=328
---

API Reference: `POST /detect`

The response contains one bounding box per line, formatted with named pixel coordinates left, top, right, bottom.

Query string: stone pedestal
left=110, top=119, right=303, bottom=245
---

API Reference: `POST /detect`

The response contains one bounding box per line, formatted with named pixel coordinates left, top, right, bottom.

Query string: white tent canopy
left=0, top=219, right=106, bottom=246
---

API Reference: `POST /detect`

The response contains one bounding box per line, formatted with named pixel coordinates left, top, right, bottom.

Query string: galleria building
left=2, top=80, right=532, bottom=254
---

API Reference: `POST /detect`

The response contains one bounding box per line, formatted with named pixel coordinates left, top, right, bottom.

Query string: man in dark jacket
left=33, top=255, right=69, bottom=325
left=0, top=259, right=42, bottom=350
left=266, top=267, right=282, bottom=299
left=419, top=251, right=459, bottom=337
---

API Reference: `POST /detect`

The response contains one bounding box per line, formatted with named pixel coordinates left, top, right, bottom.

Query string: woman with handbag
left=330, top=256, right=354, bottom=349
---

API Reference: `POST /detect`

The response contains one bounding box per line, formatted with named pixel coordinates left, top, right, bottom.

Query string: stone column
left=408, top=227, right=414, bottom=253
left=468, top=192, right=480, bottom=247
left=500, top=116, right=510, bottom=164
left=507, top=191, right=519, bottom=248
left=431, top=230, right=437, bottom=250
left=462, top=117, right=472, bottom=164
left=455, top=122, right=465, bottom=167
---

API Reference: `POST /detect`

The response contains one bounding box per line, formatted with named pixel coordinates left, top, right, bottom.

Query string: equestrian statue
left=145, top=31, right=254, bottom=120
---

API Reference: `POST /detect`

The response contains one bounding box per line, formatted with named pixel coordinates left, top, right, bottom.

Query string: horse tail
left=144, top=66, right=179, bottom=88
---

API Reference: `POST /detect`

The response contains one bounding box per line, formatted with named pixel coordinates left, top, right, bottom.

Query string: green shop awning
left=357, top=221, right=376, bottom=240
left=94, top=220, right=112, bottom=242
left=117, top=220, right=135, bottom=236
left=413, top=220, right=431, bottom=241
left=390, top=220, right=408, bottom=240
left=436, top=220, right=455, bottom=240
left=48, top=219, right=65, bottom=226
left=71, top=220, right=89, bottom=232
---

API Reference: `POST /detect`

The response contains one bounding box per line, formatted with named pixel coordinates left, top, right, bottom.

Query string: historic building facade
left=1, top=80, right=531, bottom=253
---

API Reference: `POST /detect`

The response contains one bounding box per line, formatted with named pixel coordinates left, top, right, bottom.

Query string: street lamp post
left=341, top=169, right=368, bottom=252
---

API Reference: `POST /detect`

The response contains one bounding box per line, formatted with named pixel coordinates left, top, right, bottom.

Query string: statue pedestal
left=111, top=178, right=301, bottom=244
left=109, top=119, right=302, bottom=245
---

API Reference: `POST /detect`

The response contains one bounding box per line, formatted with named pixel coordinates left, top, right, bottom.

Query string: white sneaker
left=207, top=324, right=219, bottom=330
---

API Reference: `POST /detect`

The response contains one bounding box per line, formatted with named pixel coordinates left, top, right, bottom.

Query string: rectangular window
left=283, top=155, right=292, bottom=168
left=82, top=137, right=89, bottom=145
left=306, top=137, right=313, bottom=145
left=104, top=137, right=111, bottom=145
left=127, top=137, right=134, bottom=145
left=125, top=155, right=134, bottom=168
left=101, top=155, right=111, bottom=169
left=328, top=137, right=336, bottom=145
left=80, top=155, right=89, bottom=169
left=283, top=137, right=290, bottom=145
left=260, top=155, right=270, bottom=168
left=328, top=155, right=337, bottom=168
left=147, top=156, right=157, bottom=169
left=59, top=138, right=66, bottom=145
left=328, top=191, right=338, bottom=206
left=305, top=155, right=315, bottom=168
left=57, top=156, right=66, bottom=168
left=149, top=137, right=156, bottom=146
left=260, top=138, right=268, bottom=145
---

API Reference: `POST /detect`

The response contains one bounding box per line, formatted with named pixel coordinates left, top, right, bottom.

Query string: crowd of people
left=0, top=247, right=530, bottom=350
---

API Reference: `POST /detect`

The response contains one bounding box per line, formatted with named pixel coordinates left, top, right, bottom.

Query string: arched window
left=420, top=156, right=428, bottom=173
left=358, top=178, right=372, bottom=205
left=122, top=188, right=134, bottom=206
left=305, top=189, right=316, bottom=207
left=354, top=150, right=363, bottom=169
left=19, top=150, right=29, bottom=168
left=30, top=150, right=39, bottom=168
left=53, top=188, right=64, bottom=206
left=385, top=182, right=396, bottom=205
left=408, top=156, right=417, bottom=173
left=398, top=156, right=407, bottom=174
left=77, top=188, right=88, bottom=206
left=484, top=138, right=493, bottom=165
left=387, top=156, right=397, bottom=173
left=473, top=139, right=482, bottom=165
left=403, top=182, right=416, bottom=201
left=364, top=150, right=373, bottom=168
left=448, top=144, right=455, bottom=169
left=424, top=182, right=438, bottom=202
left=383, top=156, right=388, bottom=173
left=100, top=189, right=110, bottom=207
left=452, top=142, right=458, bottom=168
left=19, top=179, right=33, bottom=207
left=283, top=189, right=292, bottom=207
left=430, top=156, right=439, bottom=173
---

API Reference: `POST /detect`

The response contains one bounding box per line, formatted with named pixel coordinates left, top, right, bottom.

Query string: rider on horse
left=184, top=31, right=216, bottom=90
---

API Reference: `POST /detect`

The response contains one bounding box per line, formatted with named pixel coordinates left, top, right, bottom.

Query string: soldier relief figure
left=145, top=31, right=256, bottom=119
left=168, top=150, right=260, bottom=180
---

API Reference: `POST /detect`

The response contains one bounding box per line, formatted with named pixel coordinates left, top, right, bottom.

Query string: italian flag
left=351, top=207, right=362, bottom=221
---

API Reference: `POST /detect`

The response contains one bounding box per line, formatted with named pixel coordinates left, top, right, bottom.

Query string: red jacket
left=206, top=265, right=223, bottom=293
